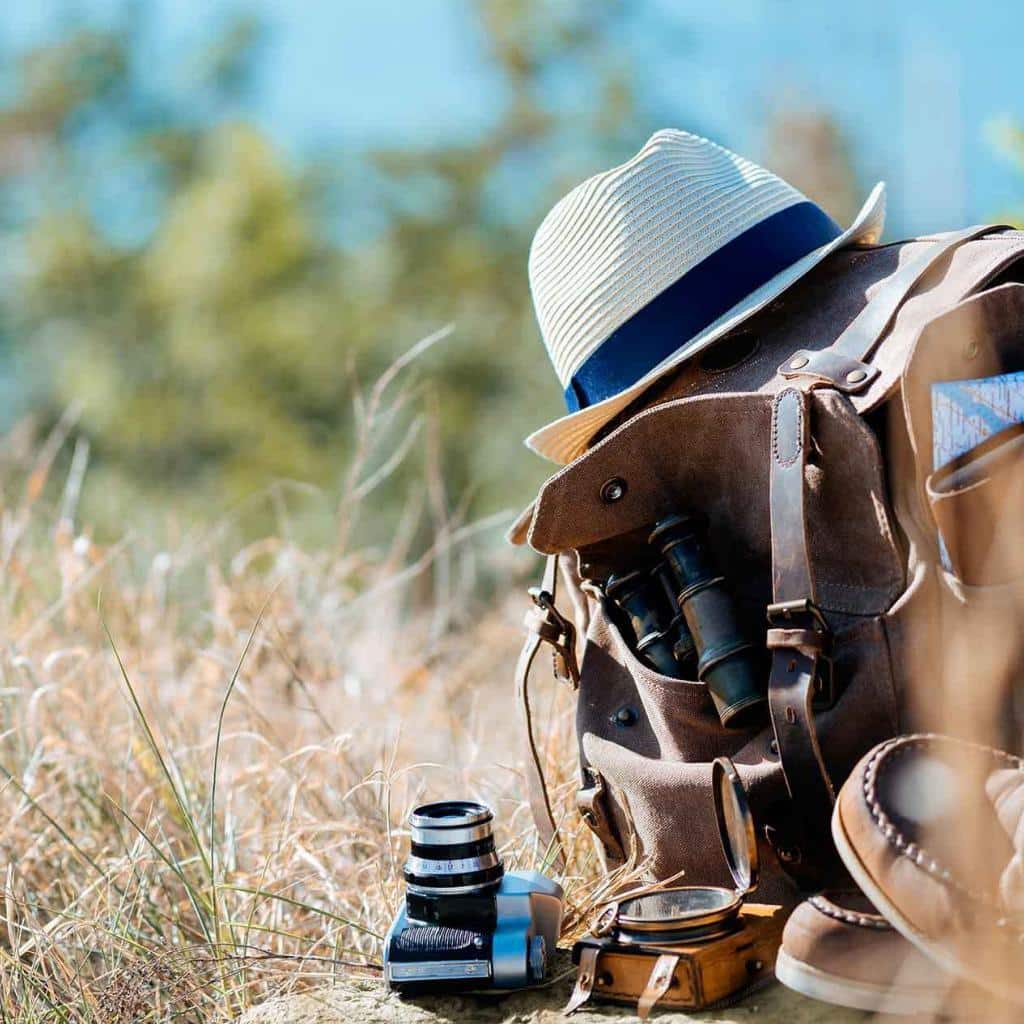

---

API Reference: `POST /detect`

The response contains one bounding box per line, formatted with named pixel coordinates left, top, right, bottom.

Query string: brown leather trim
left=576, top=770, right=626, bottom=863
left=565, top=944, right=598, bottom=1014
left=515, top=554, right=575, bottom=871
left=637, top=953, right=681, bottom=1020
left=767, top=389, right=836, bottom=882
left=768, top=389, right=813, bottom=599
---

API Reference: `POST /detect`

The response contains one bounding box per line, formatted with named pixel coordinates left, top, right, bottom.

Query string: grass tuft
left=0, top=338, right=617, bottom=1022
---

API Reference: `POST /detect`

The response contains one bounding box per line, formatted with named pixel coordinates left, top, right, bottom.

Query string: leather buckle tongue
left=528, top=586, right=579, bottom=687
left=565, top=945, right=599, bottom=1015
left=637, top=953, right=681, bottom=1020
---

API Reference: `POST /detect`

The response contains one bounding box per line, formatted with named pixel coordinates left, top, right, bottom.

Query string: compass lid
left=712, top=756, right=759, bottom=895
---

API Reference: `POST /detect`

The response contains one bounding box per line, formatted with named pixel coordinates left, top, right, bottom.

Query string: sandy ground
left=237, top=950, right=868, bottom=1024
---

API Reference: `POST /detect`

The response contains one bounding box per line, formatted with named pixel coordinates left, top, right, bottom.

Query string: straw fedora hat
left=525, top=129, right=886, bottom=464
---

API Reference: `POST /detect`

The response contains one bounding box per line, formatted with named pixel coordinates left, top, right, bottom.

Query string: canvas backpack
left=510, top=226, right=1024, bottom=901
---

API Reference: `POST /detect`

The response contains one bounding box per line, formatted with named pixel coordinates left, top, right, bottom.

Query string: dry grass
left=0, top=339, right=612, bottom=1021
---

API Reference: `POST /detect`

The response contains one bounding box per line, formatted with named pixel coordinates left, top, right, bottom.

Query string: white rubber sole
left=832, top=800, right=1024, bottom=1009
left=775, top=947, right=946, bottom=1015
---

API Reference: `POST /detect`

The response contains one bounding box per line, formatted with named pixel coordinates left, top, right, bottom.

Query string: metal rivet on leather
left=788, top=354, right=809, bottom=370
left=600, top=477, right=627, bottom=504
left=611, top=705, right=638, bottom=727
left=846, top=368, right=868, bottom=384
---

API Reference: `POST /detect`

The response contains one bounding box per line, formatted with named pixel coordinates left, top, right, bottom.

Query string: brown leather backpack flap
left=524, top=389, right=902, bottom=617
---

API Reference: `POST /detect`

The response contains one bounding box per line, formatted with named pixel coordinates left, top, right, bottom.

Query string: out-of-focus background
left=3, top=0, right=1024, bottom=546
left=2, top=4, right=1024, bottom=1018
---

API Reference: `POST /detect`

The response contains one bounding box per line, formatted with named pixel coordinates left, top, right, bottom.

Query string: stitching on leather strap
left=767, top=386, right=837, bottom=883
left=771, top=388, right=804, bottom=467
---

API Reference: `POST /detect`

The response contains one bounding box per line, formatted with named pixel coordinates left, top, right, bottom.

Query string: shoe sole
left=832, top=798, right=1024, bottom=1009
left=775, top=947, right=947, bottom=1015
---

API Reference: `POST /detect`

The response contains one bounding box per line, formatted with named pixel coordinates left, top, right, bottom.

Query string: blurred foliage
left=0, top=2, right=644, bottom=540
left=765, top=106, right=859, bottom=227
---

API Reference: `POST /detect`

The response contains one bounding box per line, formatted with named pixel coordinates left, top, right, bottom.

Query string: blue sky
left=6, top=0, right=1024, bottom=237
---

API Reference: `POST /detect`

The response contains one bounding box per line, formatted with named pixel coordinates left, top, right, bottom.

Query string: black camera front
left=384, top=800, right=563, bottom=992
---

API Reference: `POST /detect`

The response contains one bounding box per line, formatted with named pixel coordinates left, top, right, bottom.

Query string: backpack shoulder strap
left=778, top=225, right=1000, bottom=394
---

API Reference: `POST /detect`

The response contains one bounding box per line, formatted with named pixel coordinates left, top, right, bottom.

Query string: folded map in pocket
left=931, top=370, right=1024, bottom=579
left=932, top=370, right=1024, bottom=471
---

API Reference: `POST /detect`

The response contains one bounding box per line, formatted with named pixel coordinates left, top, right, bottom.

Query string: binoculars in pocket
left=604, top=513, right=766, bottom=729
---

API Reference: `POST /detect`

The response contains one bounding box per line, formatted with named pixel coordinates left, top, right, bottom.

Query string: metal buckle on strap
left=766, top=599, right=835, bottom=709
left=766, top=598, right=829, bottom=632
left=528, top=587, right=579, bottom=687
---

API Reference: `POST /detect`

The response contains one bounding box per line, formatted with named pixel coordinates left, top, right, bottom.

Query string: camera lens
left=404, top=801, right=504, bottom=897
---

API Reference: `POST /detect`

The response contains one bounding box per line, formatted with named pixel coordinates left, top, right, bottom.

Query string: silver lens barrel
left=404, top=800, right=504, bottom=897
left=409, top=801, right=494, bottom=846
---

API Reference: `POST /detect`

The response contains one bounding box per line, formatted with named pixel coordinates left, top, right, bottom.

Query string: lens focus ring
left=404, top=800, right=503, bottom=896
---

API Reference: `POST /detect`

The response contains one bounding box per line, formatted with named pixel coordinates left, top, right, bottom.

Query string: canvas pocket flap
left=902, top=283, right=1024, bottom=507
left=524, top=390, right=904, bottom=616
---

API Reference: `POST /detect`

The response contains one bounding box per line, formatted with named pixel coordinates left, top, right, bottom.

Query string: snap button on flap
left=713, top=756, right=759, bottom=896
left=611, top=705, right=638, bottom=728
left=600, top=477, right=627, bottom=504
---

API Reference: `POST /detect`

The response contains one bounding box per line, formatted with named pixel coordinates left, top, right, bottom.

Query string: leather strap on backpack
left=779, top=225, right=998, bottom=393
left=766, top=387, right=836, bottom=882
left=765, top=227, right=998, bottom=886
left=515, top=553, right=578, bottom=871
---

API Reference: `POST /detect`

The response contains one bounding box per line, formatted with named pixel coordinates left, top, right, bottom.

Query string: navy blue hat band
left=563, top=201, right=842, bottom=412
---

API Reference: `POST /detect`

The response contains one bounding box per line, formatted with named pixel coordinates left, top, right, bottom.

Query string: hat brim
left=525, top=183, right=887, bottom=465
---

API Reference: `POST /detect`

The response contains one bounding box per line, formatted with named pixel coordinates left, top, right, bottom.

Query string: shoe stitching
left=861, top=733, right=1024, bottom=942
left=809, top=893, right=890, bottom=930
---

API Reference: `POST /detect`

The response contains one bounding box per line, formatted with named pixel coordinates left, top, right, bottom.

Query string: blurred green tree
left=0, top=3, right=642, bottom=540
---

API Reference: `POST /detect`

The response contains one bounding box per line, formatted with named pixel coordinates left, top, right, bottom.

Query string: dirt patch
left=237, top=951, right=868, bottom=1023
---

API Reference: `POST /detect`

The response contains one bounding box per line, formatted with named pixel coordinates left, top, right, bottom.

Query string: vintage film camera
left=566, top=759, right=786, bottom=1017
left=384, top=800, right=564, bottom=992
